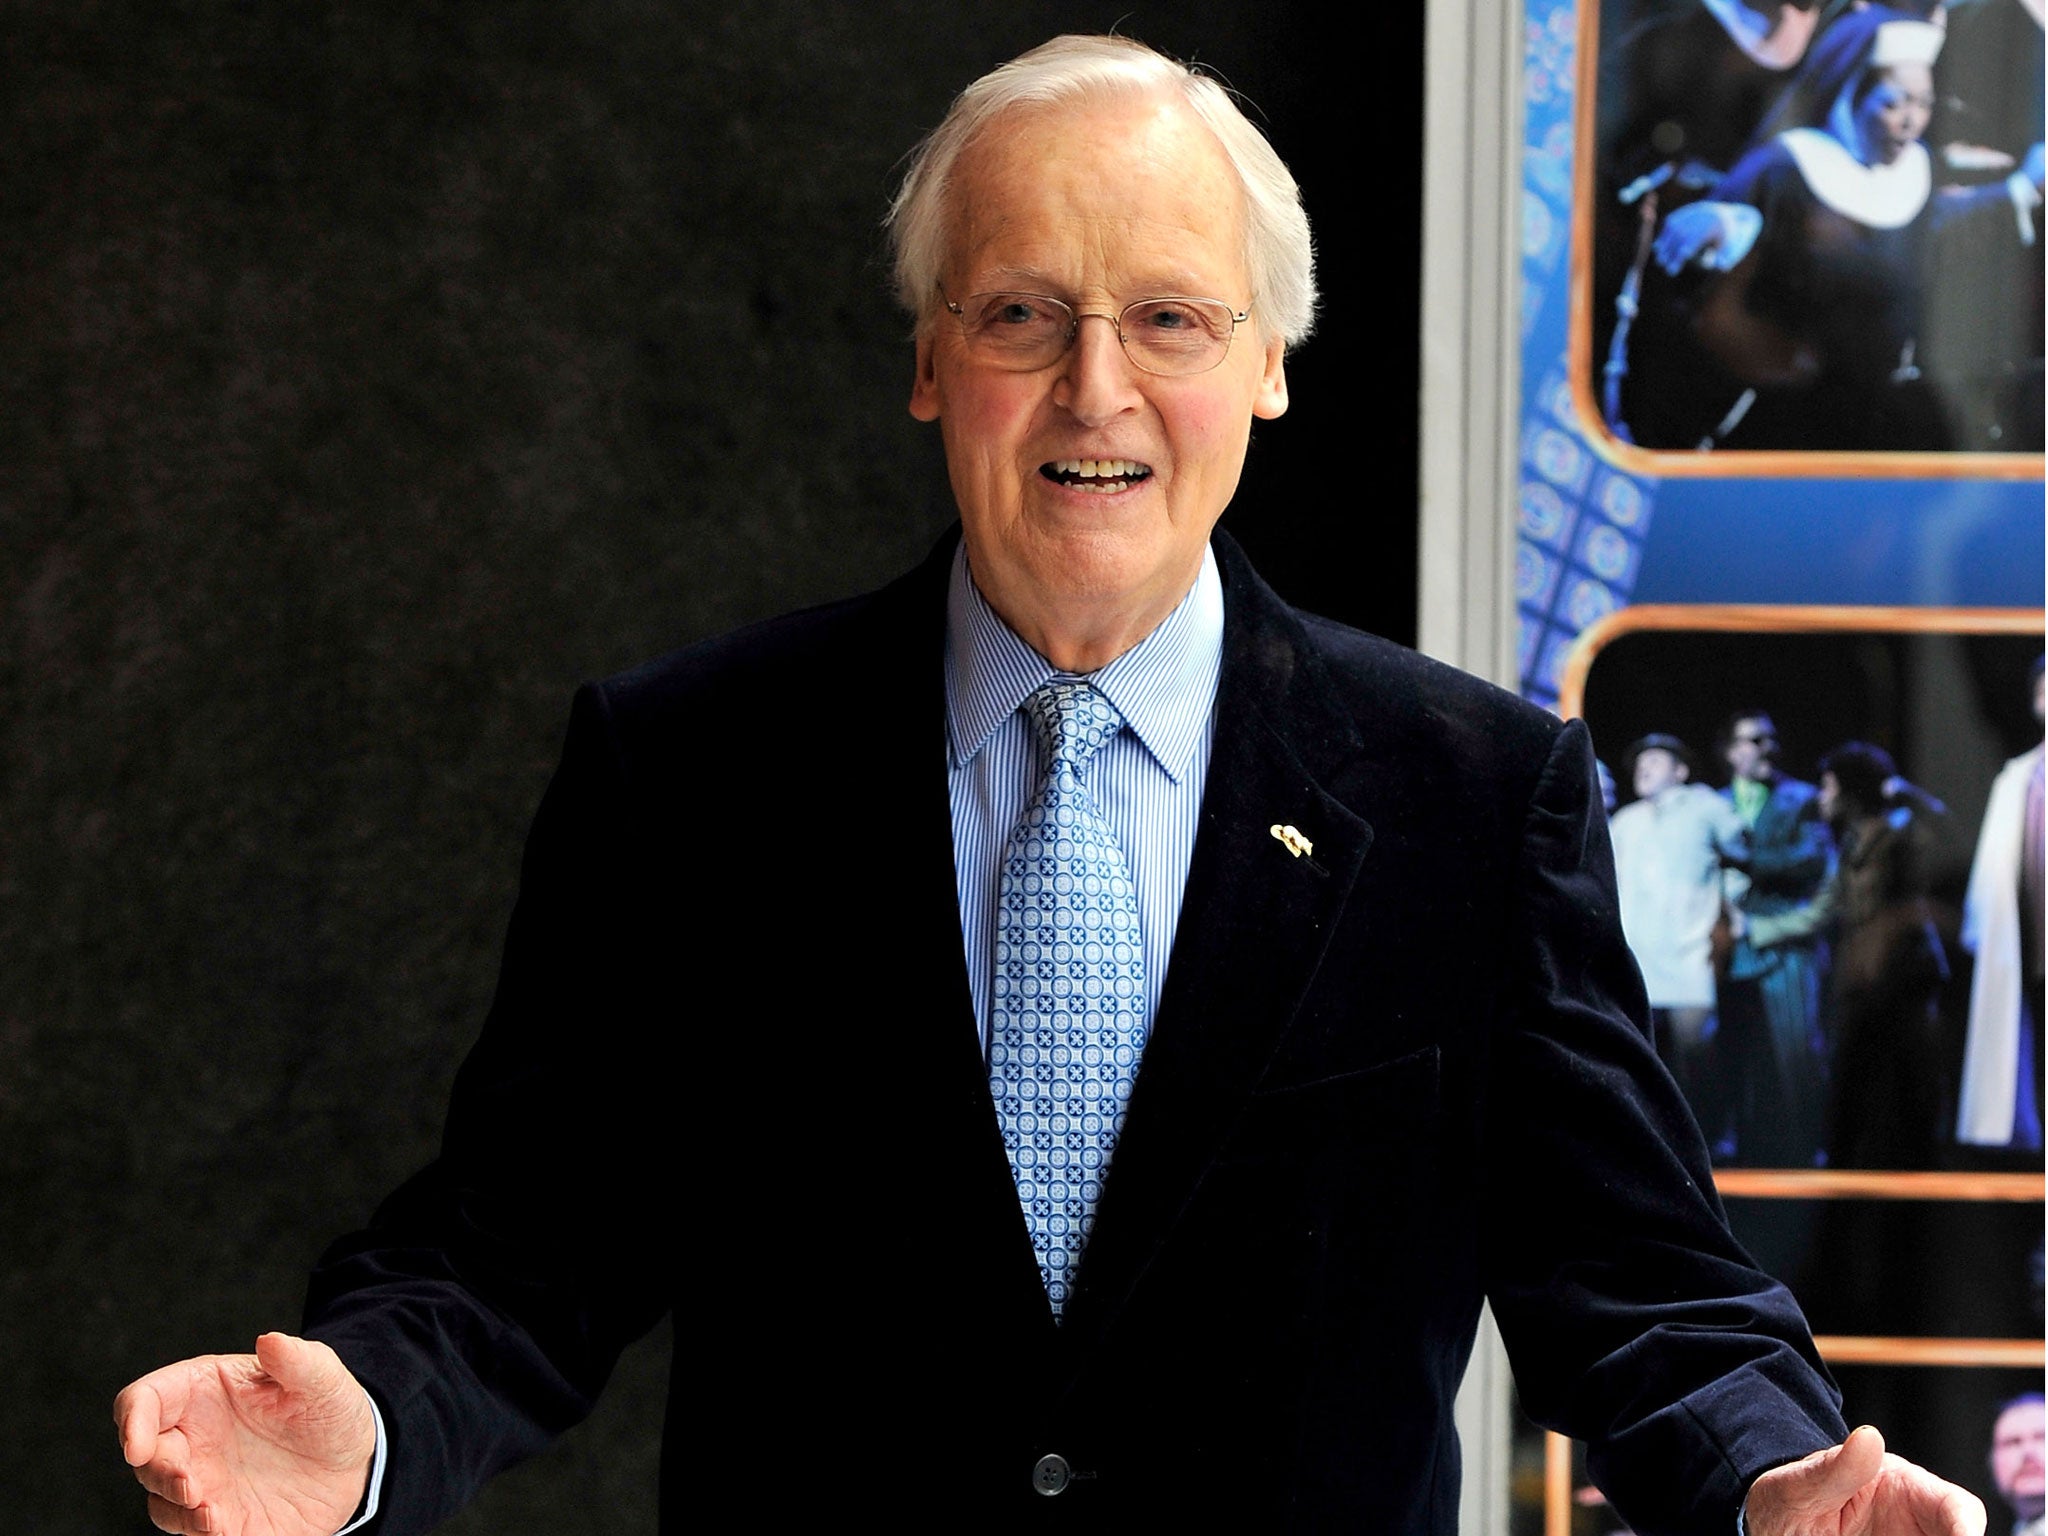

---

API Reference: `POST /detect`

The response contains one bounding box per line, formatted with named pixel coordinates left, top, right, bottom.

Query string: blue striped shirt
left=945, top=543, right=1223, bottom=1055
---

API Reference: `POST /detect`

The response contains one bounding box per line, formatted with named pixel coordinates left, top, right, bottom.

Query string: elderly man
left=116, top=35, right=1983, bottom=1536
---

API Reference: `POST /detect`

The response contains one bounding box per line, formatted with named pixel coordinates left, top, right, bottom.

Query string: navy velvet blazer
left=304, top=529, right=1846, bottom=1533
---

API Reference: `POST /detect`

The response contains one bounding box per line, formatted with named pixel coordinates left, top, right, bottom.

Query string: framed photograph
left=1562, top=603, right=2043, bottom=1172
left=1573, top=0, right=2045, bottom=470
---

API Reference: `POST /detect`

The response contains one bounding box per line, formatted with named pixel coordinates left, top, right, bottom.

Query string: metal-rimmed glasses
left=939, top=287, right=1253, bottom=377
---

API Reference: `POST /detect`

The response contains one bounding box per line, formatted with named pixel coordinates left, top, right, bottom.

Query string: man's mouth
left=1041, top=458, right=1153, bottom=493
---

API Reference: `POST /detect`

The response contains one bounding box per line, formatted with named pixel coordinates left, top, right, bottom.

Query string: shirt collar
left=1731, top=775, right=1771, bottom=822
left=944, top=542, right=1223, bottom=784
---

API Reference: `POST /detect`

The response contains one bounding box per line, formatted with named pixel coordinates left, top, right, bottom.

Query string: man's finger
left=145, top=1488, right=216, bottom=1534
left=115, top=1370, right=189, bottom=1466
left=114, top=1381, right=158, bottom=1466
left=134, top=1458, right=199, bottom=1515
left=1889, top=1459, right=1986, bottom=1536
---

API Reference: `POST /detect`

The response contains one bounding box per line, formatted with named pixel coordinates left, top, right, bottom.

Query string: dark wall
left=2, top=5, right=1423, bottom=1529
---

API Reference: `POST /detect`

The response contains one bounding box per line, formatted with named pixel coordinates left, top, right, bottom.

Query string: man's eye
left=1137, top=304, right=1197, bottom=331
left=1127, top=301, right=1225, bottom=340
left=983, top=297, right=1056, bottom=328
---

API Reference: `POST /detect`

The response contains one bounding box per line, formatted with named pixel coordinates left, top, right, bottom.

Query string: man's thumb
left=253, top=1332, right=346, bottom=1399
left=1777, top=1425, right=1888, bottom=1510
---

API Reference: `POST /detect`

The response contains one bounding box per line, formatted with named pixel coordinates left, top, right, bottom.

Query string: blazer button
left=1031, top=1453, right=1072, bottom=1496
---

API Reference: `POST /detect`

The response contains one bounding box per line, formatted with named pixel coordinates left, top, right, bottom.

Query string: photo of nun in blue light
left=1611, top=3, right=2044, bottom=452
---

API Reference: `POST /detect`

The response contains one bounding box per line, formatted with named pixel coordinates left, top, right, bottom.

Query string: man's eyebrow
left=961, top=266, right=1223, bottom=296
left=960, top=266, right=1058, bottom=292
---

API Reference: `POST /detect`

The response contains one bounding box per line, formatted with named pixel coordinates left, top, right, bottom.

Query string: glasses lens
left=950, top=292, right=1241, bottom=374
left=957, top=293, right=1072, bottom=369
left=1119, top=298, right=1236, bottom=375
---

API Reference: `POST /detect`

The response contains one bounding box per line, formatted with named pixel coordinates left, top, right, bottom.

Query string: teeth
left=1051, top=458, right=1150, bottom=480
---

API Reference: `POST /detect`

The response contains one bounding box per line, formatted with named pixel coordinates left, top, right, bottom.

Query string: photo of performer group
left=1579, top=624, right=2043, bottom=1170
left=1588, top=0, right=2044, bottom=453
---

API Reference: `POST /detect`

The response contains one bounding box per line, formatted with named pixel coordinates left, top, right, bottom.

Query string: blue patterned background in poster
left=1515, top=0, right=2045, bottom=710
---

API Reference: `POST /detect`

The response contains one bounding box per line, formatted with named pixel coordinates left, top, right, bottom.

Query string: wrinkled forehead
left=940, top=92, right=1250, bottom=289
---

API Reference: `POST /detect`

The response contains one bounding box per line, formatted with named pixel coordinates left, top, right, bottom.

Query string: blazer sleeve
left=300, top=682, right=675, bottom=1535
left=1479, top=718, right=1846, bottom=1535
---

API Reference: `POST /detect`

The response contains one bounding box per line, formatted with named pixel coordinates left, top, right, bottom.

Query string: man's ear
left=910, top=329, right=942, bottom=422
left=1253, top=332, right=1288, bottom=420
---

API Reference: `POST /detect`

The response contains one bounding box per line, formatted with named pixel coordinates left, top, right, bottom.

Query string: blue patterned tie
left=990, top=680, right=1147, bottom=1316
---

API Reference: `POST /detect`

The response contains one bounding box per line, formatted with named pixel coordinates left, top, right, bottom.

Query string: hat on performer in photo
left=1623, top=732, right=1702, bottom=784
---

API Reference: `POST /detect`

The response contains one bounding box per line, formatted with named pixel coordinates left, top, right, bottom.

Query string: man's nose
left=1054, top=312, right=1142, bottom=425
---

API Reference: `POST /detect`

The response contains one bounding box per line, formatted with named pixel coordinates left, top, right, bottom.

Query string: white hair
left=885, top=34, right=1318, bottom=348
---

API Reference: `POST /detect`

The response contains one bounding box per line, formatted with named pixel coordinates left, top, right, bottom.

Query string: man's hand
left=114, top=1332, right=376, bottom=1535
left=1745, top=1425, right=1988, bottom=1536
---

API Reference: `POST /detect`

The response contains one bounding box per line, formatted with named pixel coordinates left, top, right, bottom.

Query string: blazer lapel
left=1060, top=534, right=1375, bottom=1343
left=860, top=534, right=1063, bottom=1345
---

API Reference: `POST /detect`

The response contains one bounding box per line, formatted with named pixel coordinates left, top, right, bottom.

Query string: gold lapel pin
left=1268, top=823, right=1313, bottom=858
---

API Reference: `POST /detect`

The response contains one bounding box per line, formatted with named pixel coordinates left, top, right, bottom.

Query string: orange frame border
left=1564, top=0, right=2045, bottom=480
left=1557, top=602, right=2046, bottom=719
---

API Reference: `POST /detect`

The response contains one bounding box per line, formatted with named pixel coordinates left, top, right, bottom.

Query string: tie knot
left=1024, top=681, right=1123, bottom=775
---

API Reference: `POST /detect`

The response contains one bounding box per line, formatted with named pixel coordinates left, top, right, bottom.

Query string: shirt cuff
left=333, top=1389, right=387, bottom=1534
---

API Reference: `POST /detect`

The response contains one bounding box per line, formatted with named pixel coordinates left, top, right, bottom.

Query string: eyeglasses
left=939, top=288, right=1252, bottom=377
